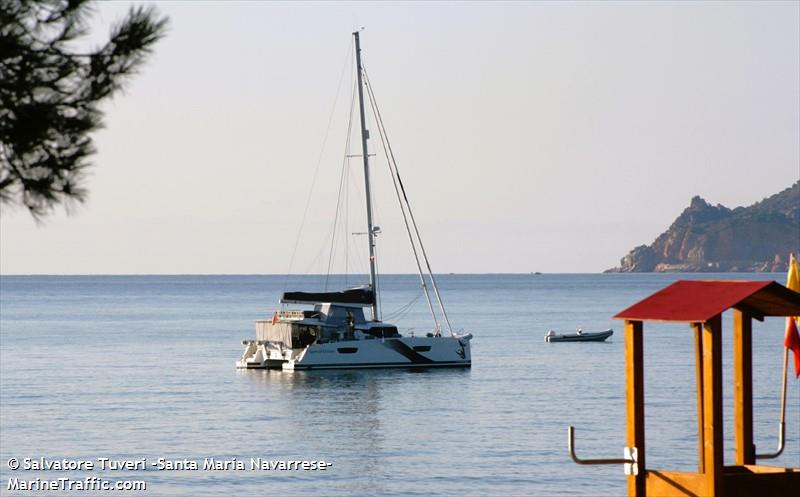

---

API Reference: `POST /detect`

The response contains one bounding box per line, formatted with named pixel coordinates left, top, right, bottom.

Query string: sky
left=1, top=1, right=798, bottom=274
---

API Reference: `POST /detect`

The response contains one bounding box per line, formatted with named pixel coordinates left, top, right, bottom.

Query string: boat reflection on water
left=236, top=368, right=471, bottom=495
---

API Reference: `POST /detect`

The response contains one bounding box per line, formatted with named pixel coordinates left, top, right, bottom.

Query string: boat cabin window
left=317, top=304, right=366, bottom=324
left=318, top=326, right=343, bottom=343
left=292, top=324, right=318, bottom=348
left=363, top=326, right=400, bottom=338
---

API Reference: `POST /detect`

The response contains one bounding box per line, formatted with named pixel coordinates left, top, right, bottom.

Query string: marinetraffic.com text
left=6, top=457, right=333, bottom=493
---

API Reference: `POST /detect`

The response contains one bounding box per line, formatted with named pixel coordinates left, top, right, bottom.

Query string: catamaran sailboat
left=236, top=32, right=472, bottom=370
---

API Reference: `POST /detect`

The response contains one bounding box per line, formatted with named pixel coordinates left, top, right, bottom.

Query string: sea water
left=1, top=274, right=798, bottom=496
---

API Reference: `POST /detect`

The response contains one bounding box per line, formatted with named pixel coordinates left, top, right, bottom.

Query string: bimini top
left=614, top=280, right=800, bottom=323
left=281, top=288, right=375, bottom=306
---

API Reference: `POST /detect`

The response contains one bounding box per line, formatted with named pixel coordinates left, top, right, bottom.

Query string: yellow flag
left=785, top=254, right=800, bottom=378
left=788, top=254, right=799, bottom=290
left=788, top=254, right=800, bottom=323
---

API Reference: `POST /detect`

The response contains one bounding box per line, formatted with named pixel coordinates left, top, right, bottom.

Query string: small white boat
left=544, top=329, right=613, bottom=343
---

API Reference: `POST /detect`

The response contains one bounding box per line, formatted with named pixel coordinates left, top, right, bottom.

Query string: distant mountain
left=606, top=182, right=800, bottom=272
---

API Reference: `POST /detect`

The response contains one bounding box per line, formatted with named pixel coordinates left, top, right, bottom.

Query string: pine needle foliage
left=0, top=0, right=168, bottom=218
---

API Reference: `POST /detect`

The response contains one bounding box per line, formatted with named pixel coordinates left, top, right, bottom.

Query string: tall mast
left=353, top=31, right=379, bottom=321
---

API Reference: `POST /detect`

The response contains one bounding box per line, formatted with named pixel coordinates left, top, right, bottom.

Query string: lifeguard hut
left=568, top=280, right=800, bottom=497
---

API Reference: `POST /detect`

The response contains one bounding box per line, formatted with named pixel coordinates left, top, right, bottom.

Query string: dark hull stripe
left=381, top=339, right=435, bottom=363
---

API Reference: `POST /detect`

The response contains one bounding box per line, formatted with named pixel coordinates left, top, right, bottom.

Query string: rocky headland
left=607, top=182, right=800, bottom=272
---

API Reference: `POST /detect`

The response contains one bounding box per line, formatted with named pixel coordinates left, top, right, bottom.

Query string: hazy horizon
left=2, top=1, right=798, bottom=275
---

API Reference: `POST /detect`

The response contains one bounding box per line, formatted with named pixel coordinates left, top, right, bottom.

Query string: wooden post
left=702, top=315, right=724, bottom=496
left=693, top=322, right=705, bottom=473
left=625, top=320, right=646, bottom=497
left=733, top=309, right=755, bottom=465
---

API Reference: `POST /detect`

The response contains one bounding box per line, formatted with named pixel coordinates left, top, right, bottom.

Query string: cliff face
left=607, top=182, right=800, bottom=272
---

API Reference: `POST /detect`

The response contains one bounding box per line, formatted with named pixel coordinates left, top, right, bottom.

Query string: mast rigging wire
left=362, top=64, right=454, bottom=335
left=284, top=41, right=353, bottom=291
left=382, top=289, right=424, bottom=322
left=361, top=71, right=439, bottom=332
left=325, top=80, right=359, bottom=291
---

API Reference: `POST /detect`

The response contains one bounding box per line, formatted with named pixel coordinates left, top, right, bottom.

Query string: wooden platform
left=611, top=280, right=800, bottom=497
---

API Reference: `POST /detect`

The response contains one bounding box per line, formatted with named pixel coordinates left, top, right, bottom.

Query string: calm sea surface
left=1, top=274, right=798, bottom=496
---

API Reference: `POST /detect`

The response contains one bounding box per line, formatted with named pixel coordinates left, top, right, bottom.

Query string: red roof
left=614, top=280, right=800, bottom=323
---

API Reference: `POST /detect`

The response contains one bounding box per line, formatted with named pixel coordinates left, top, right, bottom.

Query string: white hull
left=237, top=335, right=470, bottom=370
